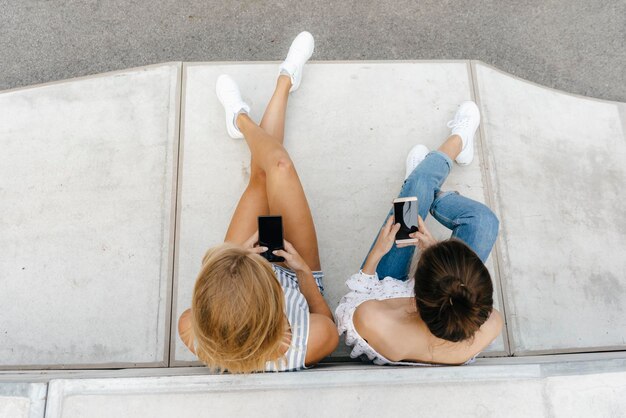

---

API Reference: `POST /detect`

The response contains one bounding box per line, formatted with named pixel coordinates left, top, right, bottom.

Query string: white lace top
left=335, top=270, right=475, bottom=366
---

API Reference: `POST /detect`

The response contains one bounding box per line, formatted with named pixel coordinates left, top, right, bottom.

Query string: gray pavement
left=0, top=0, right=624, bottom=101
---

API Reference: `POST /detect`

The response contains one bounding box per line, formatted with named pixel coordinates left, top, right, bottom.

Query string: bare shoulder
left=475, top=308, right=503, bottom=345
left=178, top=309, right=195, bottom=354
left=353, top=299, right=400, bottom=341
left=465, top=308, right=504, bottom=356
left=305, top=314, right=339, bottom=366
left=439, top=308, right=504, bottom=364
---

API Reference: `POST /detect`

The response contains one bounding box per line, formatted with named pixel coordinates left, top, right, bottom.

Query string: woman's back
left=354, top=297, right=503, bottom=365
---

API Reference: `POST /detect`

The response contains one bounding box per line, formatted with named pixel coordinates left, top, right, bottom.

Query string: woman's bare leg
left=224, top=170, right=270, bottom=245
left=438, top=134, right=463, bottom=160
left=235, top=112, right=321, bottom=270
left=259, top=75, right=291, bottom=142
left=224, top=76, right=320, bottom=271
left=224, top=76, right=291, bottom=245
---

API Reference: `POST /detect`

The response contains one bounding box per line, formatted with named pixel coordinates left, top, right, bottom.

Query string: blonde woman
left=178, top=32, right=338, bottom=373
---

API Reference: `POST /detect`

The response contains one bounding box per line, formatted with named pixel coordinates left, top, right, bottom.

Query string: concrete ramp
left=0, top=64, right=180, bottom=368
left=0, top=61, right=625, bottom=371
left=473, top=63, right=626, bottom=355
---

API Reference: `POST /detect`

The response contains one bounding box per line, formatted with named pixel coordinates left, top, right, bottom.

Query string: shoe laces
left=447, top=117, right=470, bottom=131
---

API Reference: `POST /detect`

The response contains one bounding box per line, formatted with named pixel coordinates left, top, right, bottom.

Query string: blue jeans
left=363, top=151, right=499, bottom=280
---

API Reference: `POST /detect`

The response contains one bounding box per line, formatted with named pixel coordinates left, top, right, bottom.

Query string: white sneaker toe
left=447, top=101, right=480, bottom=166
left=215, top=75, right=250, bottom=139
left=279, top=31, right=314, bottom=92
left=405, top=144, right=430, bottom=179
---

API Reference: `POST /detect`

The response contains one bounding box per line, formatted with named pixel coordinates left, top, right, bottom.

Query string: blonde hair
left=191, top=243, right=288, bottom=373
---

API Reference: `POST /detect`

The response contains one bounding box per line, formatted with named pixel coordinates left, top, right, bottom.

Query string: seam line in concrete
left=36, top=383, right=48, bottom=418
left=167, top=63, right=187, bottom=367
left=162, top=62, right=184, bottom=367
left=468, top=60, right=513, bottom=356
left=167, top=62, right=187, bottom=367
left=2, top=352, right=626, bottom=383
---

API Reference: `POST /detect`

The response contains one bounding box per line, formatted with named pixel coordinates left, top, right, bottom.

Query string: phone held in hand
left=393, top=197, right=419, bottom=244
left=258, top=215, right=285, bottom=262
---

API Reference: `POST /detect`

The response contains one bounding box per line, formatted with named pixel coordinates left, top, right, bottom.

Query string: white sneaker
left=446, top=101, right=480, bottom=165
left=279, top=31, right=314, bottom=92
left=405, top=144, right=430, bottom=179
left=216, top=75, right=250, bottom=139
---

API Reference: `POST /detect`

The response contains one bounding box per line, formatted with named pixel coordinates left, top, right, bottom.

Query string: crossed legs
left=366, top=134, right=499, bottom=279
left=224, top=75, right=321, bottom=271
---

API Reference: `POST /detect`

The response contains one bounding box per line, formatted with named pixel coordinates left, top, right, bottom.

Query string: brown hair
left=413, top=239, right=493, bottom=342
left=191, top=243, right=288, bottom=373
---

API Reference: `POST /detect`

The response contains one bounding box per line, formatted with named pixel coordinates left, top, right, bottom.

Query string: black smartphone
left=393, top=197, right=419, bottom=244
left=258, top=215, right=285, bottom=262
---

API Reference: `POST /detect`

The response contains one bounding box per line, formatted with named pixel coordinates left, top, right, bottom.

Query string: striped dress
left=265, top=265, right=325, bottom=372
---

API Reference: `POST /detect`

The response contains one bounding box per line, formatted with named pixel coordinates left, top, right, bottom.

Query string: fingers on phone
left=391, top=223, right=401, bottom=237
left=417, top=216, right=430, bottom=234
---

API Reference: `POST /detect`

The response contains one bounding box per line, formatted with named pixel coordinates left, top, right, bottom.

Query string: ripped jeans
left=363, top=151, right=499, bottom=280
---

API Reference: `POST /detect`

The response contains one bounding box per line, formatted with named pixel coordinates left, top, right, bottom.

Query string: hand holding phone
left=271, top=240, right=310, bottom=273
left=258, top=215, right=285, bottom=262
left=393, top=197, right=419, bottom=244
left=371, top=216, right=402, bottom=257
left=241, top=231, right=268, bottom=255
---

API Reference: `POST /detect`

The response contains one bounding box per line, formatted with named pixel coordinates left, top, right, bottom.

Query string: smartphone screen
left=258, top=216, right=285, bottom=262
left=394, top=199, right=419, bottom=240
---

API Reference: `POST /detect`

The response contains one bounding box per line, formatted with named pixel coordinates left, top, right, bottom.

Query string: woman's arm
left=465, top=308, right=504, bottom=356
left=295, top=267, right=334, bottom=320
left=273, top=240, right=339, bottom=365
left=304, top=313, right=339, bottom=365
left=362, top=217, right=401, bottom=275
left=178, top=309, right=196, bottom=354
left=434, top=308, right=504, bottom=365
left=274, top=240, right=334, bottom=321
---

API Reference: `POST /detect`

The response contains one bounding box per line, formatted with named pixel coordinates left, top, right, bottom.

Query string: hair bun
left=413, top=239, right=494, bottom=342
left=441, top=276, right=472, bottom=306
left=439, top=276, right=473, bottom=313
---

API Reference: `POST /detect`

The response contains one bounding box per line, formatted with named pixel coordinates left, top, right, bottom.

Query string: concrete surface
left=0, top=383, right=46, bottom=418
left=0, top=64, right=180, bottom=368
left=547, top=371, right=626, bottom=417
left=171, top=61, right=507, bottom=363
left=1, top=1, right=625, bottom=102
left=2, top=60, right=625, bottom=370
left=43, top=362, right=626, bottom=418
left=473, top=62, right=626, bottom=355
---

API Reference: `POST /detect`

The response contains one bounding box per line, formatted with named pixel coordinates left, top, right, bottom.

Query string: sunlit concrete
left=0, top=64, right=180, bottom=368
left=0, top=383, right=46, bottom=418
left=2, top=60, right=625, bottom=371
left=172, top=62, right=507, bottom=363
left=473, top=62, right=626, bottom=355
left=44, top=362, right=626, bottom=418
